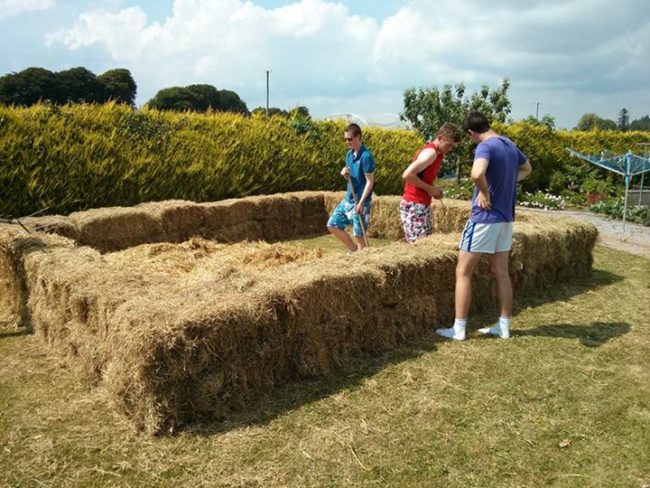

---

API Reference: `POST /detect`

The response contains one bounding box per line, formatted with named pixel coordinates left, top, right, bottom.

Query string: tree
left=575, top=113, right=617, bottom=131
left=520, top=114, right=556, bottom=131
left=97, top=69, right=137, bottom=106
left=0, top=66, right=137, bottom=107
left=146, top=86, right=198, bottom=111
left=289, top=106, right=310, bottom=119
left=251, top=107, right=289, bottom=117
left=217, top=89, right=249, bottom=115
left=56, top=67, right=104, bottom=104
left=630, top=115, right=650, bottom=131
left=185, top=84, right=221, bottom=111
left=146, top=84, right=248, bottom=114
left=0, top=67, right=61, bottom=106
left=401, top=79, right=512, bottom=181
left=401, top=79, right=512, bottom=140
left=618, top=107, right=630, bottom=131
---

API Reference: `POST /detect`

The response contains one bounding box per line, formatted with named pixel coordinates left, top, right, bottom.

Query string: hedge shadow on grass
left=513, top=322, right=631, bottom=347
left=510, top=268, right=624, bottom=310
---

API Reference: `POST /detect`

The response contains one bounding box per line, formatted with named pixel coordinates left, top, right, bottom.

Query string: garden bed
left=0, top=191, right=598, bottom=433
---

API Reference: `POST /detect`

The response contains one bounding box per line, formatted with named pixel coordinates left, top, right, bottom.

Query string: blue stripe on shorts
left=460, top=220, right=475, bottom=251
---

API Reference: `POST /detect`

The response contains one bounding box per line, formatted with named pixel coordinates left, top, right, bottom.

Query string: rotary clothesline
left=566, top=148, right=650, bottom=231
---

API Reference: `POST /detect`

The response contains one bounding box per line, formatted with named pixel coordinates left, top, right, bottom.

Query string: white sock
left=478, top=316, right=510, bottom=338
left=436, top=318, right=467, bottom=341
left=498, top=316, right=511, bottom=335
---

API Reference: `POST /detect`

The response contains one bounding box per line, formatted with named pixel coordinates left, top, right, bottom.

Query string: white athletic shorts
left=458, top=220, right=514, bottom=253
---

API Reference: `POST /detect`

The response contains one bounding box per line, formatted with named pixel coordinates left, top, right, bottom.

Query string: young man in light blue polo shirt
left=327, top=123, right=375, bottom=252
left=437, top=112, right=532, bottom=341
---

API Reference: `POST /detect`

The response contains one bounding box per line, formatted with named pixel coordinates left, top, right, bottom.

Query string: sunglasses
left=344, top=136, right=356, bottom=141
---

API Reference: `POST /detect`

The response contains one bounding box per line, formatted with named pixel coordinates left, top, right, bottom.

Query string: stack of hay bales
left=0, top=191, right=598, bottom=433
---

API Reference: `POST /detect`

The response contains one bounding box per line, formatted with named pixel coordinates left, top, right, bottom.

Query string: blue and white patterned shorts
left=327, top=199, right=371, bottom=237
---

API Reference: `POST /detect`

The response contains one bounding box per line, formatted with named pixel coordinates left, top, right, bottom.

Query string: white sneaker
left=478, top=323, right=510, bottom=339
left=435, top=326, right=466, bottom=341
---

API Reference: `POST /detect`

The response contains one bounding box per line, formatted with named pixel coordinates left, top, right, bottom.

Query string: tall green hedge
left=0, top=103, right=422, bottom=216
left=497, top=122, right=649, bottom=196
left=0, top=103, right=648, bottom=217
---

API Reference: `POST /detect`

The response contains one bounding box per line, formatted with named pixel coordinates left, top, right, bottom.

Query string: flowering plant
left=517, top=191, right=565, bottom=210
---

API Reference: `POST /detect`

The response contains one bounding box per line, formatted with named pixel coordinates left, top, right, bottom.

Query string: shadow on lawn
left=515, top=268, right=624, bottom=308
left=187, top=336, right=438, bottom=437
left=514, top=322, right=631, bottom=347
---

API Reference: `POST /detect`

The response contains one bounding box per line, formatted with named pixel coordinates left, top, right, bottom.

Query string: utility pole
left=266, top=69, right=270, bottom=116
left=637, top=142, right=650, bottom=206
left=535, top=102, right=541, bottom=121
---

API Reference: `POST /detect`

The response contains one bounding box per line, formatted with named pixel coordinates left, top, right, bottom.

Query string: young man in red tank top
left=400, top=123, right=462, bottom=243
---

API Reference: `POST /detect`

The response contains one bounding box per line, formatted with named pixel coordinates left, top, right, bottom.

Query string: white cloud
left=43, top=0, right=650, bottom=126
left=0, top=0, right=55, bottom=20
left=47, top=7, right=151, bottom=61
left=48, top=0, right=379, bottom=99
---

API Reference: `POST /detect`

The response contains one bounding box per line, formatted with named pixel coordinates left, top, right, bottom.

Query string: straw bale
left=367, top=195, right=403, bottom=240
left=431, top=199, right=472, bottom=233
left=22, top=214, right=78, bottom=239
left=137, top=200, right=205, bottom=243
left=296, top=191, right=329, bottom=237
left=249, top=194, right=303, bottom=221
left=70, top=206, right=164, bottom=252
left=97, top=246, right=473, bottom=432
left=12, top=192, right=599, bottom=434
left=0, top=228, right=74, bottom=329
left=295, top=191, right=327, bottom=218
left=323, top=191, right=345, bottom=213
left=200, top=198, right=257, bottom=236
left=300, top=213, right=329, bottom=236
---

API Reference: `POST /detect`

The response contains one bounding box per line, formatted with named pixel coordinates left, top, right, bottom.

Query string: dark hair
left=463, top=111, right=490, bottom=133
left=344, top=123, right=362, bottom=138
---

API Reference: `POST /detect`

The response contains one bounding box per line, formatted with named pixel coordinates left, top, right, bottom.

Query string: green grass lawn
left=1, top=246, right=649, bottom=487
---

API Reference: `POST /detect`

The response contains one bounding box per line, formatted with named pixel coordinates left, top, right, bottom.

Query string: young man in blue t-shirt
left=327, top=123, right=376, bottom=252
left=436, top=112, right=532, bottom=341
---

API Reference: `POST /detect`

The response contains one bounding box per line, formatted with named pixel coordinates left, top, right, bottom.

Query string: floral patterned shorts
left=400, top=198, right=432, bottom=243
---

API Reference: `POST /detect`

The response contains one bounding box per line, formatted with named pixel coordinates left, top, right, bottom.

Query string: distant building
left=323, top=112, right=411, bottom=129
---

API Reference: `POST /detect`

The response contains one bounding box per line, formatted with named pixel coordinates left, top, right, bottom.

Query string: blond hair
left=436, top=123, right=462, bottom=143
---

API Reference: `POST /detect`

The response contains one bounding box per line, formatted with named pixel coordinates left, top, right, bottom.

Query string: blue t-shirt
left=470, top=136, right=527, bottom=224
left=344, top=144, right=376, bottom=205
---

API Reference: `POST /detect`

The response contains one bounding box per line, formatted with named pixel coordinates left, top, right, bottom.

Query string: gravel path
left=520, top=208, right=650, bottom=258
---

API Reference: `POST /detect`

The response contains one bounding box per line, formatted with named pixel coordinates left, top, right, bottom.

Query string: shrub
left=590, top=197, right=650, bottom=226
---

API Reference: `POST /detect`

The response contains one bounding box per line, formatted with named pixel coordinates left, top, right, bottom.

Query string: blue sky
left=1, top=0, right=648, bottom=129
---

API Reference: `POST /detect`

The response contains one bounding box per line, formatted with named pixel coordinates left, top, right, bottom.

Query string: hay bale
left=323, top=191, right=345, bottom=213
left=295, top=191, right=327, bottom=218
left=200, top=198, right=257, bottom=237
left=137, top=200, right=205, bottom=243
left=249, top=194, right=302, bottom=221
left=0, top=228, right=74, bottom=329
left=201, top=193, right=320, bottom=242
left=13, top=192, right=598, bottom=434
left=22, top=214, right=78, bottom=240
left=70, top=206, right=164, bottom=252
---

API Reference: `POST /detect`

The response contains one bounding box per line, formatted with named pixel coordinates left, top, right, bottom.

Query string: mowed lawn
left=1, top=246, right=648, bottom=487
